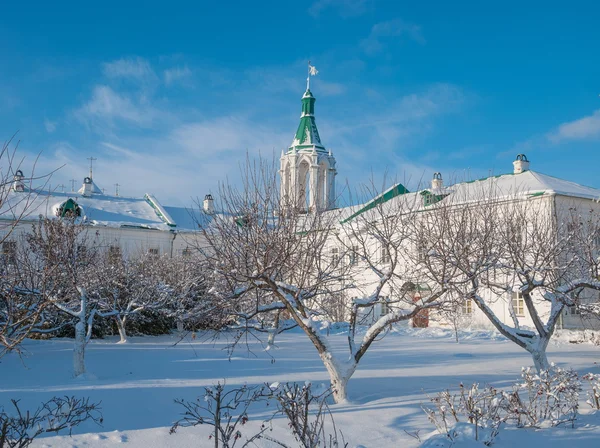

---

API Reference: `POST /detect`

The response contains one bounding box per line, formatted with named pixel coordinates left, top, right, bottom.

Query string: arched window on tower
left=318, top=161, right=328, bottom=209
left=297, top=160, right=310, bottom=211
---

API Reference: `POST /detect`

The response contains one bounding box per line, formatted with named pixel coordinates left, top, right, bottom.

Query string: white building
left=281, top=84, right=600, bottom=332
left=0, top=174, right=211, bottom=260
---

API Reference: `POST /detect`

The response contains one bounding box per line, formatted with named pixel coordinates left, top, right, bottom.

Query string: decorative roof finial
left=307, top=61, right=318, bottom=91
left=87, top=156, right=97, bottom=179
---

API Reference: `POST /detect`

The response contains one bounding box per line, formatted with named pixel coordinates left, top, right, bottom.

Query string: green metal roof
left=340, top=183, right=410, bottom=224
left=288, top=88, right=325, bottom=152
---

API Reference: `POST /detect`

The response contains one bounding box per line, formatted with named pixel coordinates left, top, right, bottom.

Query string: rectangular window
left=148, top=248, right=159, bottom=256
left=2, top=241, right=16, bottom=263
left=381, top=246, right=391, bottom=264
left=181, top=247, right=192, bottom=257
left=512, top=292, right=525, bottom=316
left=380, top=296, right=390, bottom=316
left=348, top=246, right=359, bottom=265
left=462, top=299, right=473, bottom=314
left=331, top=247, right=339, bottom=264
left=416, top=237, right=426, bottom=263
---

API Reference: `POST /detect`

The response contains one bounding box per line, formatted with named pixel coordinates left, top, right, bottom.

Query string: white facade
left=0, top=176, right=207, bottom=260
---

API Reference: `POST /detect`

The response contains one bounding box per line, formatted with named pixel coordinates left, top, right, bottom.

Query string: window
left=181, top=247, right=192, bottom=257
left=566, top=305, right=580, bottom=315
left=462, top=299, right=473, bottom=314
left=380, top=296, right=390, bottom=316
left=348, top=246, right=359, bottom=265
left=148, top=248, right=159, bottom=256
left=2, top=241, right=16, bottom=263
left=512, top=292, right=525, bottom=316
left=381, top=246, right=391, bottom=264
left=331, top=247, right=339, bottom=264
left=416, top=236, right=427, bottom=263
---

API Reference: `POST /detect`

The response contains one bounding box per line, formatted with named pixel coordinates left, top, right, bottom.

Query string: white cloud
left=172, top=116, right=289, bottom=156
left=361, top=19, right=425, bottom=55
left=44, top=118, right=57, bottom=133
left=164, top=66, right=192, bottom=86
left=548, top=109, right=600, bottom=142
left=103, top=57, right=156, bottom=82
left=76, top=85, right=155, bottom=128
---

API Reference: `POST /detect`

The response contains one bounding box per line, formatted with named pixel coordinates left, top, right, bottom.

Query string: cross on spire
left=307, top=61, right=318, bottom=91
left=87, top=157, right=97, bottom=179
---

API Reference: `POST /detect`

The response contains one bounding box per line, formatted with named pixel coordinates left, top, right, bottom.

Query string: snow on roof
left=0, top=189, right=200, bottom=231
left=162, top=205, right=211, bottom=231
left=334, top=170, right=600, bottom=224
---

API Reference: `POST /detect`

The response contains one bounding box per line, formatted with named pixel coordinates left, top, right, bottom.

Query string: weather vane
left=307, top=61, right=318, bottom=90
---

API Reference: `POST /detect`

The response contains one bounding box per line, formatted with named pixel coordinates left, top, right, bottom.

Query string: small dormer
left=431, top=172, right=443, bottom=190
left=12, top=170, right=25, bottom=192
left=203, top=194, right=215, bottom=214
left=513, top=154, right=530, bottom=174
left=56, top=198, right=82, bottom=218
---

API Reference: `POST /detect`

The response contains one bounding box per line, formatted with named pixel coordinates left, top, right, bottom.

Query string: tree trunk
left=528, top=337, right=551, bottom=373
left=266, top=330, right=276, bottom=349
left=115, top=316, right=128, bottom=344
left=266, top=312, right=280, bottom=350
left=321, top=354, right=356, bottom=404
left=73, top=319, right=86, bottom=377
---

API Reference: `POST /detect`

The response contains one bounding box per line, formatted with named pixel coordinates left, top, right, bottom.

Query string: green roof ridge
left=340, top=183, right=409, bottom=224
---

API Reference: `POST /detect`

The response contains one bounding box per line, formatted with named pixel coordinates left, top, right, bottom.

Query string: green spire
left=289, top=88, right=325, bottom=152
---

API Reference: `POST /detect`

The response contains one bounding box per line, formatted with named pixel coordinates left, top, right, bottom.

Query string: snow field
left=0, top=328, right=599, bottom=447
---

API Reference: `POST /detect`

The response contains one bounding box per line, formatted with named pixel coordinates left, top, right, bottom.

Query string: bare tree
left=0, top=136, right=55, bottom=357
left=0, top=396, right=102, bottom=448
left=22, top=217, right=121, bottom=376
left=86, top=253, right=173, bottom=343
left=196, top=158, right=447, bottom=403
left=419, top=181, right=600, bottom=371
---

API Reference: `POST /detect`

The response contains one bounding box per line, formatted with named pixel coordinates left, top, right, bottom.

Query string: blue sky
left=1, top=0, right=599, bottom=205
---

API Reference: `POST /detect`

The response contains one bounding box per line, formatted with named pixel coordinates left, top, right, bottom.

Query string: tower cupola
left=12, top=170, right=25, bottom=192
left=203, top=194, right=215, bottom=214
left=513, top=154, right=530, bottom=174
left=279, top=64, right=337, bottom=211
left=431, top=172, right=443, bottom=190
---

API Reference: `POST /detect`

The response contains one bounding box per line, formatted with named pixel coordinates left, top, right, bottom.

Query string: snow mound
left=421, top=423, right=495, bottom=447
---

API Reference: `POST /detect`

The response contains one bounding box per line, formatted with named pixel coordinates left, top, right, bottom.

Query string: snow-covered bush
left=170, top=382, right=272, bottom=448
left=582, top=373, right=600, bottom=410
left=171, top=382, right=347, bottom=448
left=422, top=365, right=582, bottom=446
left=422, top=383, right=505, bottom=445
left=508, top=365, right=580, bottom=428
left=270, top=382, right=347, bottom=448
left=0, top=396, right=102, bottom=448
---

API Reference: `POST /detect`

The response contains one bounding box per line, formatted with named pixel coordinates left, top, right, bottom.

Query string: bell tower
left=280, top=67, right=336, bottom=211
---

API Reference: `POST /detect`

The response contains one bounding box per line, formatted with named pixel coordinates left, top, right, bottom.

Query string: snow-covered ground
left=0, top=328, right=599, bottom=447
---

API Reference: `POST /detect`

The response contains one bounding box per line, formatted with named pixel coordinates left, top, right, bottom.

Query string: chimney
left=203, top=194, right=214, bottom=214
left=81, top=177, right=93, bottom=197
left=513, top=154, right=530, bottom=174
left=431, top=172, right=443, bottom=190
left=12, top=170, right=25, bottom=192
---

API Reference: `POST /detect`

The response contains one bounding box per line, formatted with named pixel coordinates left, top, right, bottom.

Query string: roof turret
left=288, top=87, right=326, bottom=153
